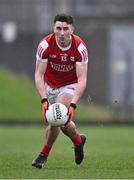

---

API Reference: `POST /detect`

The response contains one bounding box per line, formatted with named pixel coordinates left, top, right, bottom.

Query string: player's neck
left=55, top=36, right=72, bottom=50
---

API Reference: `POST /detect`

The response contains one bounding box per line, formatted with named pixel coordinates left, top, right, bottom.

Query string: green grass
left=0, top=67, right=42, bottom=120
left=0, top=126, right=134, bottom=179
left=0, top=67, right=113, bottom=122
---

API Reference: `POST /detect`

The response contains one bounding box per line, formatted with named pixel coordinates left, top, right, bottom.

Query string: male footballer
left=32, top=14, right=88, bottom=168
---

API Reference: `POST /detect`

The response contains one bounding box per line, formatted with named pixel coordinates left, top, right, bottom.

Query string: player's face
left=53, top=21, right=74, bottom=47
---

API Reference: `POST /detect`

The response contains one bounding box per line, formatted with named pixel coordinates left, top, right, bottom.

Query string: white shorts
left=45, top=83, right=78, bottom=104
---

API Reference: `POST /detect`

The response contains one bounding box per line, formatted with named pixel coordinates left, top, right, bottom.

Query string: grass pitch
left=0, top=125, right=134, bottom=179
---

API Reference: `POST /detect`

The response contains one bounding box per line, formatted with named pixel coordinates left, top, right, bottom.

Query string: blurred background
left=0, top=0, right=134, bottom=123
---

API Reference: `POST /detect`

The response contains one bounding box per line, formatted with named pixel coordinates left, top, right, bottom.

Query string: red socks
left=72, top=133, right=82, bottom=145
left=40, top=134, right=81, bottom=156
left=40, top=144, right=51, bottom=156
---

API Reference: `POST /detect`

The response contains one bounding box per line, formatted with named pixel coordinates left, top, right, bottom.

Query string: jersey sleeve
left=77, top=42, right=88, bottom=64
left=36, top=40, right=49, bottom=63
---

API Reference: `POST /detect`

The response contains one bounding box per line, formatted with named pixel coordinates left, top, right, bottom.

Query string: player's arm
left=35, top=60, right=47, bottom=99
left=66, top=62, right=88, bottom=125
left=35, top=60, right=49, bottom=122
left=71, top=62, right=88, bottom=104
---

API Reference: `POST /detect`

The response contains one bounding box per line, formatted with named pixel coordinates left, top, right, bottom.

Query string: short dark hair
left=54, top=14, right=74, bottom=25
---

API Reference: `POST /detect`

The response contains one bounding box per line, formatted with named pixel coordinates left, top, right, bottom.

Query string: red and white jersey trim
left=36, top=40, right=48, bottom=62
left=78, top=43, right=88, bottom=64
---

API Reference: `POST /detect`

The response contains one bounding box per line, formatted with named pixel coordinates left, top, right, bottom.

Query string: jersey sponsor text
left=50, top=62, right=74, bottom=72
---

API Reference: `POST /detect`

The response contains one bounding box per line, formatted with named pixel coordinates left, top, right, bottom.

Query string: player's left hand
left=41, top=98, right=49, bottom=123
left=66, top=103, right=77, bottom=126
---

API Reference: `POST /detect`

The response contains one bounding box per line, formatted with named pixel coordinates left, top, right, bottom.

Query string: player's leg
left=56, top=92, right=86, bottom=165
left=32, top=86, right=60, bottom=168
left=45, top=125, right=60, bottom=147
left=32, top=125, right=60, bottom=168
left=56, top=92, right=76, bottom=137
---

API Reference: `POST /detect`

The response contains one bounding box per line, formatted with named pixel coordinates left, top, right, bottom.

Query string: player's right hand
left=65, top=103, right=77, bottom=126
left=41, top=98, right=49, bottom=123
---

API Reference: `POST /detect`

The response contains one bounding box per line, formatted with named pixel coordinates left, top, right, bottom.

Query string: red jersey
left=36, top=33, right=88, bottom=88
